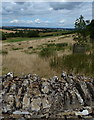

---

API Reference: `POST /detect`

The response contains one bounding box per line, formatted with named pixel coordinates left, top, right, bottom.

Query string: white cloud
left=2, top=2, right=92, bottom=28
left=35, top=18, right=41, bottom=23
left=10, top=19, right=19, bottom=23
left=48, top=7, right=53, bottom=11
left=10, top=19, right=33, bottom=24
left=59, top=19, right=65, bottom=24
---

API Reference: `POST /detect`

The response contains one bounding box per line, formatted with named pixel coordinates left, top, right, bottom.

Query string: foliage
left=0, top=50, right=8, bottom=55
left=12, top=47, right=23, bottom=50
left=0, top=32, right=7, bottom=40
left=39, top=47, right=56, bottom=58
left=39, top=43, right=68, bottom=58
left=88, top=20, right=94, bottom=40
left=5, top=30, right=39, bottom=38
left=50, top=54, right=94, bottom=76
left=75, top=15, right=89, bottom=44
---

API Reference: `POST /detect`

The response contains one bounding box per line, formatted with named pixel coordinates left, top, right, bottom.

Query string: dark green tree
left=75, top=15, right=89, bottom=44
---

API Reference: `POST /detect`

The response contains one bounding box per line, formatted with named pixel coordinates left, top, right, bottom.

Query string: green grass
left=5, top=37, right=31, bottom=42
left=0, top=50, right=8, bottom=55
left=4, top=35, right=57, bottom=43
left=3, top=30, right=74, bottom=43
left=39, top=43, right=68, bottom=58
left=12, top=47, right=23, bottom=50
left=39, top=31, right=74, bottom=37
left=50, top=53, right=94, bottom=76
left=39, top=47, right=56, bottom=58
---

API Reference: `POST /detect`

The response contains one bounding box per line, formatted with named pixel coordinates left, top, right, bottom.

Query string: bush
left=27, top=30, right=39, bottom=37
left=12, top=47, right=23, bottom=50
left=0, top=50, right=8, bottom=55
left=39, top=47, right=56, bottom=58
left=1, top=33, right=7, bottom=40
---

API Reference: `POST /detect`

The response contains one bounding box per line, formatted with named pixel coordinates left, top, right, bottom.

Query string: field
left=0, top=29, right=16, bottom=33
left=1, top=27, right=94, bottom=78
left=2, top=33, right=75, bottom=77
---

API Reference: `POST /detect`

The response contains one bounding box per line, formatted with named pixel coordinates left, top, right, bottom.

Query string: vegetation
left=0, top=50, right=8, bottom=55
left=0, top=32, right=7, bottom=40
left=39, top=43, right=68, bottom=57
left=39, top=47, right=56, bottom=58
left=12, top=47, right=23, bottom=50
left=75, top=15, right=90, bottom=44
left=1, top=28, right=75, bottom=42
left=50, top=54, right=94, bottom=76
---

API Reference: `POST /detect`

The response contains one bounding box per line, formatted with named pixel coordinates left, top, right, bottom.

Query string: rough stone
left=1, top=72, right=94, bottom=119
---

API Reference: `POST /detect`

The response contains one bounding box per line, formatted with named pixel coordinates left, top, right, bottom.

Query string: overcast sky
left=1, top=2, right=92, bottom=28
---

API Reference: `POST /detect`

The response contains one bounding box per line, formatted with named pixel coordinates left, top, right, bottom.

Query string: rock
left=13, top=111, right=30, bottom=115
left=1, top=72, right=94, bottom=119
left=23, top=93, right=30, bottom=109
left=42, top=96, right=51, bottom=109
left=7, top=72, right=14, bottom=78
left=75, top=109, right=89, bottom=116
left=31, top=97, right=41, bottom=111
left=41, top=81, right=50, bottom=94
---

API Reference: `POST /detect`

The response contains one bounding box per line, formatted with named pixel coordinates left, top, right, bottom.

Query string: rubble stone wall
left=0, top=73, right=94, bottom=119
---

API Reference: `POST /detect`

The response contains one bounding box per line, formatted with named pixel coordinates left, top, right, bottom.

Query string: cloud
left=10, top=19, right=33, bottom=24
left=10, top=19, right=20, bottom=23
left=48, top=7, right=53, bottom=11
left=35, top=19, right=41, bottom=24
left=2, top=2, right=92, bottom=28
left=49, top=2, right=82, bottom=10
left=59, top=19, right=65, bottom=24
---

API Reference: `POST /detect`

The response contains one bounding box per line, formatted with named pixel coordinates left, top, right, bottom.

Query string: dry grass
left=0, top=29, right=16, bottom=33
left=2, top=34, right=75, bottom=77
left=2, top=51, right=58, bottom=77
left=0, top=41, right=2, bottom=75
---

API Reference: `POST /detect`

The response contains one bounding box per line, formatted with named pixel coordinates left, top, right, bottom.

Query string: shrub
left=0, top=50, right=8, bottom=55
left=1, top=33, right=7, bottom=40
left=12, top=47, right=23, bottom=50
left=39, top=47, right=56, bottom=58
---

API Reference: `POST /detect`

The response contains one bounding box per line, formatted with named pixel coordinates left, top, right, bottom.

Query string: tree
left=75, top=15, right=88, bottom=44
left=2, top=33, right=7, bottom=40
left=88, top=20, right=94, bottom=42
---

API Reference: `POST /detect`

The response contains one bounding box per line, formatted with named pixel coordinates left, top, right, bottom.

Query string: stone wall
left=0, top=72, right=94, bottom=119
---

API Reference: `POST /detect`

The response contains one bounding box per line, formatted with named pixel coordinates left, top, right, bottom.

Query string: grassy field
left=2, top=34, right=75, bottom=77
left=50, top=54, right=94, bottom=77
left=2, top=32, right=93, bottom=77
left=4, top=36, right=56, bottom=43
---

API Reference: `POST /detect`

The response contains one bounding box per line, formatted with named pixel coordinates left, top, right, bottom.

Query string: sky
left=1, top=1, right=93, bottom=28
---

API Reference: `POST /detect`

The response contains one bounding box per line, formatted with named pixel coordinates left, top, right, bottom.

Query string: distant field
left=0, top=29, right=16, bottom=33
left=5, top=36, right=54, bottom=42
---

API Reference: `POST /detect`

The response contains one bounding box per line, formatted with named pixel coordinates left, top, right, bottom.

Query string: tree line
left=1, top=30, right=39, bottom=40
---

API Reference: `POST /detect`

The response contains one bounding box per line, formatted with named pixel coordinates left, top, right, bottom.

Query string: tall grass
left=39, top=43, right=68, bottom=58
left=50, top=53, right=94, bottom=76
left=39, top=47, right=56, bottom=58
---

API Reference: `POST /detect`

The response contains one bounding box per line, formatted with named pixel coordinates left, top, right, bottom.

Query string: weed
left=12, top=47, right=23, bottom=50
left=0, top=50, right=8, bottom=55
left=39, top=47, right=56, bottom=58
left=50, top=53, right=94, bottom=76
